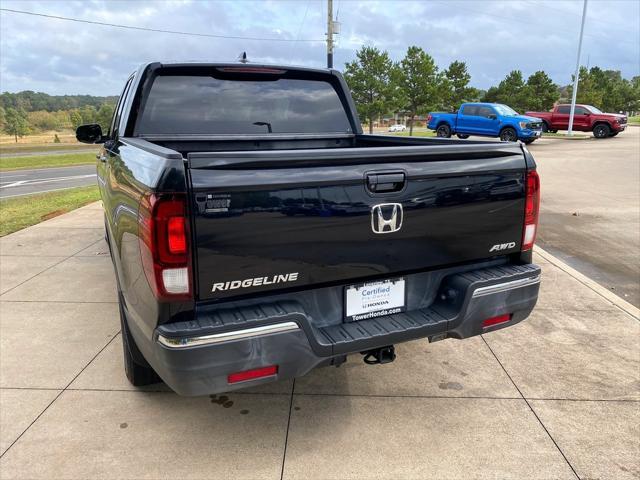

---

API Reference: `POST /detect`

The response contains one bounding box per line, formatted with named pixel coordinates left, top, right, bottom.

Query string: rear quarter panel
left=103, top=140, right=190, bottom=338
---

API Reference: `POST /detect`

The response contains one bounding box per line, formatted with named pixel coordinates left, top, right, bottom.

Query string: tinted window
left=477, top=106, right=495, bottom=118
left=574, top=106, right=588, bottom=115
left=136, top=75, right=352, bottom=135
left=461, top=105, right=478, bottom=116
left=557, top=106, right=571, bottom=114
left=110, top=76, right=134, bottom=138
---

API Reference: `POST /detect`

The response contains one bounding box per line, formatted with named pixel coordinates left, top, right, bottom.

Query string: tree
left=443, top=60, right=474, bottom=112
left=96, top=103, right=115, bottom=132
left=344, top=46, right=395, bottom=134
left=69, top=109, right=83, bottom=129
left=393, top=46, right=440, bottom=135
left=0, top=106, right=5, bottom=132
left=525, top=71, right=558, bottom=111
left=3, top=108, right=30, bottom=142
left=79, top=105, right=97, bottom=125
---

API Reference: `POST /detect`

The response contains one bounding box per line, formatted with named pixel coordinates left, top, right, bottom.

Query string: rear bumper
left=147, top=263, right=541, bottom=396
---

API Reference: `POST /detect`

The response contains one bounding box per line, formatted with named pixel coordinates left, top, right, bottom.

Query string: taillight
left=522, top=170, right=540, bottom=251
left=138, top=193, right=192, bottom=300
left=427, top=114, right=432, bottom=122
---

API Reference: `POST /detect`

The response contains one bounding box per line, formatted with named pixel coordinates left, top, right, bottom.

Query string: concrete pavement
left=0, top=203, right=638, bottom=479
left=0, top=165, right=96, bottom=198
left=529, top=127, right=640, bottom=307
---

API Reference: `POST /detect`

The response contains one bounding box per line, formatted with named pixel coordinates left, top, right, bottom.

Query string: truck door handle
left=366, top=172, right=406, bottom=193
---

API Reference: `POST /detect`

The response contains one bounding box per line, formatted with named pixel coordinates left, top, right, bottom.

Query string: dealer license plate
left=345, top=278, right=406, bottom=322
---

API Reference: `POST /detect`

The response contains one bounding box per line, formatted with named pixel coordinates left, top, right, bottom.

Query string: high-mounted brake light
left=522, top=170, right=540, bottom=251
left=217, top=67, right=286, bottom=74
left=139, top=194, right=192, bottom=300
left=228, top=365, right=278, bottom=384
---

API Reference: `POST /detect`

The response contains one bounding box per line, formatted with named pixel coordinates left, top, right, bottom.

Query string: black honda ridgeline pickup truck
left=77, top=62, right=541, bottom=396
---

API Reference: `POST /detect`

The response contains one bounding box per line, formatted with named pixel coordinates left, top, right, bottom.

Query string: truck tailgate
left=188, top=146, right=527, bottom=301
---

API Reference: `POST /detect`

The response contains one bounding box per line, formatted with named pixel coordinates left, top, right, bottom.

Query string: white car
left=388, top=124, right=407, bottom=132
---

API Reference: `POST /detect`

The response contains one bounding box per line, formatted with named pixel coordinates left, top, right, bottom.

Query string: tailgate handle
left=366, top=172, right=406, bottom=193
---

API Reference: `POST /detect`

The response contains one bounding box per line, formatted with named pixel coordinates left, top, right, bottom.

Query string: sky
left=0, top=0, right=638, bottom=96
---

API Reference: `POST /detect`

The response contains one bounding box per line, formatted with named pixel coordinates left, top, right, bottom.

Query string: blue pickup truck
left=427, top=103, right=543, bottom=144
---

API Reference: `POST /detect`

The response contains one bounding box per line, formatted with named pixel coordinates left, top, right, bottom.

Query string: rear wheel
left=119, top=292, right=160, bottom=387
left=541, top=122, right=549, bottom=133
left=593, top=123, right=611, bottom=139
left=499, top=127, right=518, bottom=142
left=456, top=134, right=470, bottom=139
left=436, top=124, right=451, bottom=138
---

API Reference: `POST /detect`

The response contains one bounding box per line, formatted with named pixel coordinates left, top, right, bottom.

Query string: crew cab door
left=476, top=105, right=500, bottom=135
left=456, top=105, right=479, bottom=134
left=552, top=105, right=571, bottom=130
left=573, top=106, right=591, bottom=129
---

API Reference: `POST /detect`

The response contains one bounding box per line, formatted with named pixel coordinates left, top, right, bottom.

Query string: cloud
left=0, top=0, right=638, bottom=95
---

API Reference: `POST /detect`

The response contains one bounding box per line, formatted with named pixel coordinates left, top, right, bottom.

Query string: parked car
left=388, top=124, right=407, bottom=132
left=76, top=62, right=541, bottom=396
left=525, top=104, right=627, bottom=138
left=427, top=103, right=544, bottom=144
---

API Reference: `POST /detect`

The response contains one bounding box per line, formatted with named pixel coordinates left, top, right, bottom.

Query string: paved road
left=0, top=147, right=97, bottom=158
left=529, top=127, right=640, bottom=307
left=0, top=165, right=97, bottom=199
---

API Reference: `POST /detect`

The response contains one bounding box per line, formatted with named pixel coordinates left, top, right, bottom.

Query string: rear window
left=135, top=75, right=352, bottom=135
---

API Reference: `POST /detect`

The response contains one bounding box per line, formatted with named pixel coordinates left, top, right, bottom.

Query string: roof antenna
left=238, top=52, right=248, bottom=64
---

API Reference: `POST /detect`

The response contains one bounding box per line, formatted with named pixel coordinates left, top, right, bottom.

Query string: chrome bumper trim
left=472, top=274, right=541, bottom=298
left=157, top=321, right=300, bottom=349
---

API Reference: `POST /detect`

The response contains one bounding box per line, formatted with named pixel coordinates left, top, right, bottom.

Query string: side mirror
left=583, top=112, right=590, bottom=116
left=488, top=114, right=497, bottom=120
left=76, top=124, right=105, bottom=144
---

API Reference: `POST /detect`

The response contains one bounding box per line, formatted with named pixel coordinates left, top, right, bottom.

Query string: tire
left=541, top=122, right=549, bottom=133
left=119, top=291, right=160, bottom=387
left=609, top=132, right=619, bottom=137
left=593, top=123, right=611, bottom=139
left=456, top=134, right=470, bottom=139
left=499, top=127, right=518, bottom=142
left=549, top=129, right=557, bottom=133
left=436, top=124, right=452, bottom=138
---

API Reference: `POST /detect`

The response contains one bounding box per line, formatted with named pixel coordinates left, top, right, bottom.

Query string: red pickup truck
left=525, top=104, right=627, bottom=138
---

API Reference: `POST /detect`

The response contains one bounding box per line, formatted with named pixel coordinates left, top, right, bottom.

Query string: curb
left=535, top=245, right=640, bottom=320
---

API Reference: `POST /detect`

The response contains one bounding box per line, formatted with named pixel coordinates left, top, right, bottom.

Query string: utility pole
left=568, top=0, right=588, bottom=136
left=326, top=0, right=334, bottom=68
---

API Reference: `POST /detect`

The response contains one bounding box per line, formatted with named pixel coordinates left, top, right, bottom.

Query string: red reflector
left=228, top=365, right=278, bottom=384
left=167, top=217, right=186, bottom=254
left=482, top=314, right=512, bottom=328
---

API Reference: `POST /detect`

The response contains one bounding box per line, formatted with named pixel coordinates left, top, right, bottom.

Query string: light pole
left=568, top=0, right=588, bottom=136
left=326, top=0, right=334, bottom=68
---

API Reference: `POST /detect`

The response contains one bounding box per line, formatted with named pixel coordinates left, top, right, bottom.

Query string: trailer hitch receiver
left=362, top=345, right=396, bottom=365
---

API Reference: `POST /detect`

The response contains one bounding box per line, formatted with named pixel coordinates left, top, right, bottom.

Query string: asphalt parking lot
left=0, top=202, right=638, bottom=479
left=529, top=127, right=640, bottom=307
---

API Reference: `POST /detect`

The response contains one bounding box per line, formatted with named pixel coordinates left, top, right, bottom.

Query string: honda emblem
left=371, top=203, right=403, bottom=234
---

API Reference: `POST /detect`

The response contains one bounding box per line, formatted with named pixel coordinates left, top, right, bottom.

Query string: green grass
left=0, top=144, right=97, bottom=155
left=383, top=130, right=436, bottom=137
left=629, top=116, right=640, bottom=125
left=0, top=185, right=100, bottom=236
left=541, top=132, right=590, bottom=139
left=0, top=152, right=96, bottom=171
